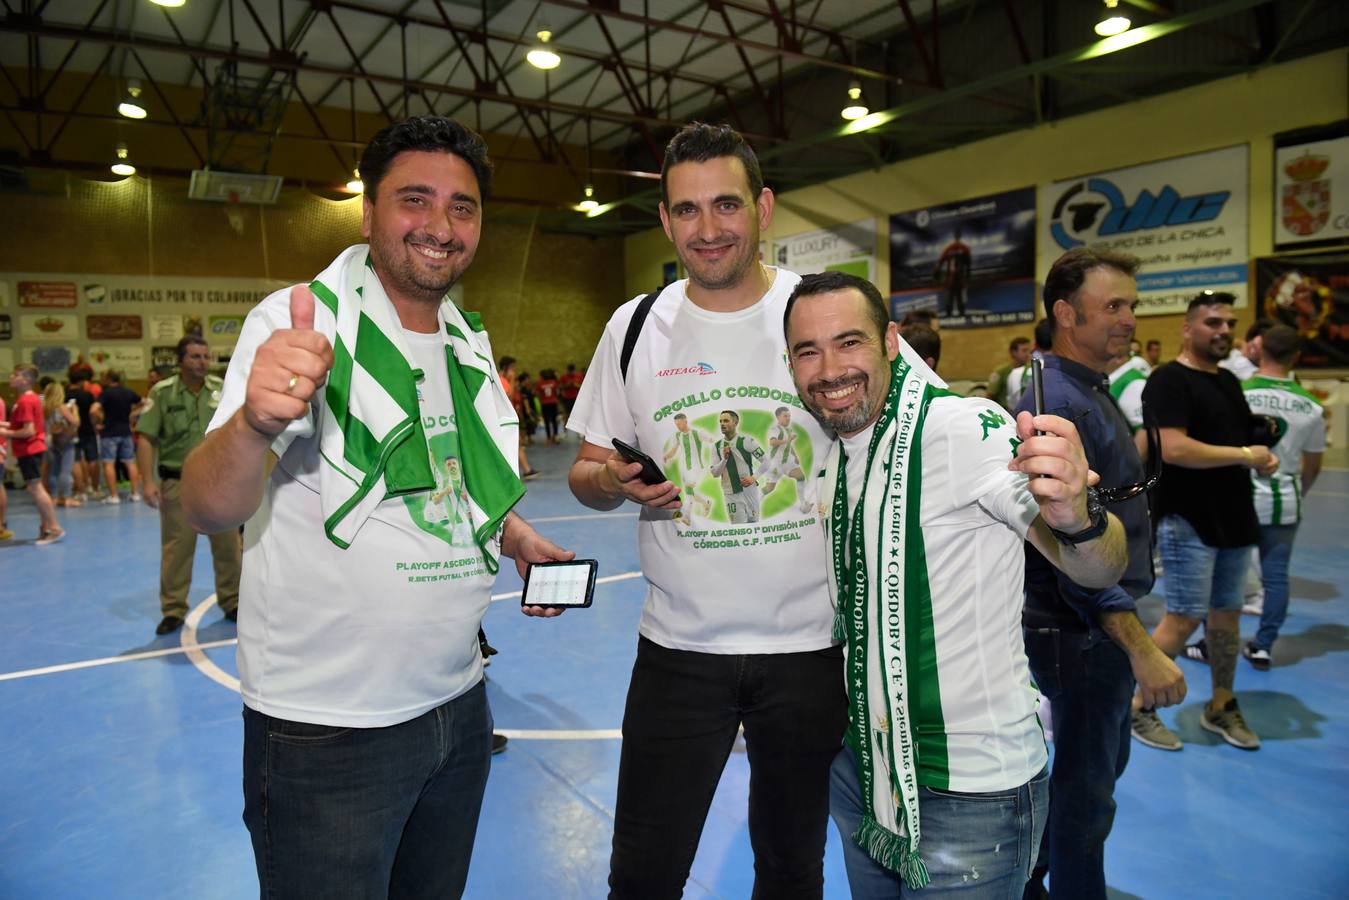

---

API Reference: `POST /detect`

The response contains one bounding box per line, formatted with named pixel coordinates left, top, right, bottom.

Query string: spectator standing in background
left=536, top=369, right=562, bottom=444
left=990, top=336, right=1032, bottom=411
left=92, top=370, right=144, bottom=503
left=1, top=364, right=64, bottom=544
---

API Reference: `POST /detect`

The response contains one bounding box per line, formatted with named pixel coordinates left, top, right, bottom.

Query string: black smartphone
left=612, top=437, right=671, bottom=486
left=1029, top=355, right=1046, bottom=436
left=521, top=559, right=598, bottom=609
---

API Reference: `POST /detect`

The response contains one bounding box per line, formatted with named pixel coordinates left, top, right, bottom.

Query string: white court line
left=0, top=570, right=648, bottom=682
left=525, top=512, right=639, bottom=524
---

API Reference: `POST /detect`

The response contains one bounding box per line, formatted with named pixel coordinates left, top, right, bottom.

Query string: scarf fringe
left=854, top=816, right=931, bottom=889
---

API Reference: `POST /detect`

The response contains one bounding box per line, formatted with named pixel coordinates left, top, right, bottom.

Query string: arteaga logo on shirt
left=656, top=362, right=717, bottom=377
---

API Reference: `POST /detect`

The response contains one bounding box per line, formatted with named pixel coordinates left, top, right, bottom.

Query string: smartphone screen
left=522, top=560, right=598, bottom=608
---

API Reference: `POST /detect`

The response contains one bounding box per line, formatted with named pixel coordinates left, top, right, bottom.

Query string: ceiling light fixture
left=346, top=170, right=364, bottom=193
left=110, top=143, right=136, bottom=177
left=840, top=81, right=869, bottom=121
left=577, top=184, right=598, bottom=212
left=1095, top=0, right=1132, bottom=37
left=118, top=79, right=147, bottom=119
left=527, top=29, right=562, bottom=70
left=148, top=0, right=187, bottom=8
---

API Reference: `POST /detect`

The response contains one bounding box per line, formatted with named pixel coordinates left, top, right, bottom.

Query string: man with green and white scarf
left=182, top=116, right=572, bottom=898
left=783, top=271, right=1127, bottom=897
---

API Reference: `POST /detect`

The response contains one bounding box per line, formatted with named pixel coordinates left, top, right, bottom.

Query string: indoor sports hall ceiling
left=1, top=0, right=1346, bottom=234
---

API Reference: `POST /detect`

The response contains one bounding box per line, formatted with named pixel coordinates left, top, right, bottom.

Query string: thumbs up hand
left=243, top=284, right=336, bottom=438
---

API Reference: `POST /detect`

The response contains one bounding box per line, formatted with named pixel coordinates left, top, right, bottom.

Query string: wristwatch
left=1050, top=487, right=1108, bottom=545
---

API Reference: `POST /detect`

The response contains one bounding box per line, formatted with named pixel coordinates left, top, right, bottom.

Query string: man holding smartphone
left=1016, top=248, right=1185, bottom=899
left=566, top=122, right=846, bottom=899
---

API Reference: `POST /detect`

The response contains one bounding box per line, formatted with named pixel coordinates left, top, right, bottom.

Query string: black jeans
left=608, top=637, right=847, bottom=900
left=1022, top=628, right=1134, bottom=900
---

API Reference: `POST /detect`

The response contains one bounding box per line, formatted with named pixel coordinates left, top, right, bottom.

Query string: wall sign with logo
left=1039, top=145, right=1249, bottom=316
left=1254, top=252, right=1349, bottom=367
left=890, top=188, right=1037, bottom=328
left=773, top=219, right=876, bottom=282
left=1274, top=120, right=1349, bottom=251
left=20, top=313, right=79, bottom=339
left=18, top=281, right=78, bottom=308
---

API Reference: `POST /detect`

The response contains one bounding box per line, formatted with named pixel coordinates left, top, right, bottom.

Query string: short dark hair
left=1146, top=339, right=1161, bottom=350
left=359, top=116, right=493, bottom=200
left=1246, top=317, right=1275, bottom=342
left=900, top=308, right=938, bottom=328
left=784, top=271, right=890, bottom=343
left=1033, top=318, right=1054, bottom=351
left=1009, top=336, right=1030, bottom=353
left=1043, top=247, right=1140, bottom=321
left=1260, top=324, right=1302, bottom=365
left=661, top=122, right=764, bottom=208
left=774, top=406, right=789, bottom=416
left=674, top=412, right=688, bottom=421
left=105, top=369, right=122, bottom=384
left=1187, top=290, right=1236, bottom=318
left=720, top=409, right=740, bottom=423
left=498, top=356, right=516, bottom=371
left=901, top=323, right=941, bottom=369
left=176, top=335, right=208, bottom=362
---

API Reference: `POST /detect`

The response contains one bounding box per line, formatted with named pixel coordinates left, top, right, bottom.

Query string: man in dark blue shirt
left=1018, top=248, right=1185, bottom=900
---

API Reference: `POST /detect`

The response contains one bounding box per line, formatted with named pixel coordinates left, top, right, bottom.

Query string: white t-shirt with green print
left=1243, top=374, right=1327, bottom=526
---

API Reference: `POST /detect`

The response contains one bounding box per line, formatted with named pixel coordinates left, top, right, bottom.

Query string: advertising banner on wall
left=0, top=271, right=284, bottom=381
left=1274, top=121, right=1349, bottom=251
left=1040, top=145, right=1249, bottom=316
left=1253, top=252, right=1349, bottom=367
left=889, top=188, right=1037, bottom=328
left=773, top=220, right=876, bottom=281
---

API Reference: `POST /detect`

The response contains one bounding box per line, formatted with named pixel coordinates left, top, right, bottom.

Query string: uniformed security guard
left=136, top=335, right=241, bottom=635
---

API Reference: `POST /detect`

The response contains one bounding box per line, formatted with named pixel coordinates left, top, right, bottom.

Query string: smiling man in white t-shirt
left=784, top=271, right=1127, bottom=897
left=567, top=123, right=846, bottom=900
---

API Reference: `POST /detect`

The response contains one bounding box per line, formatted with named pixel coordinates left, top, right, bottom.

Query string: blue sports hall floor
left=2, top=440, right=1347, bottom=899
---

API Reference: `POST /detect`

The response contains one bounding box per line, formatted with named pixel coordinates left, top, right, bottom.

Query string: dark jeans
left=608, top=637, right=847, bottom=900
left=242, top=680, right=493, bottom=900
left=1022, top=628, right=1134, bottom=900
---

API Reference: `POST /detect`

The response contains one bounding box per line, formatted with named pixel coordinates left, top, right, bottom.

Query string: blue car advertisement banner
left=889, top=188, right=1037, bottom=329
left=1039, top=145, right=1249, bottom=316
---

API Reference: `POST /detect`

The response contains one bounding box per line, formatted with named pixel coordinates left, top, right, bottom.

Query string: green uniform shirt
left=135, top=373, right=224, bottom=469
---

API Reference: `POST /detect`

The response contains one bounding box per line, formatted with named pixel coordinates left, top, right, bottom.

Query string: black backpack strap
left=619, top=287, right=663, bottom=383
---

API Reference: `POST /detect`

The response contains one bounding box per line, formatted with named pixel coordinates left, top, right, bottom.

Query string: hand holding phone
left=612, top=438, right=674, bottom=487
left=521, top=559, right=598, bottom=609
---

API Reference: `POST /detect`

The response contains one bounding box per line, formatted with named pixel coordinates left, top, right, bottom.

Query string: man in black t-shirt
left=66, top=373, right=102, bottom=499
left=1132, top=292, right=1278, bottom=753
left=91, top=370, right=144, bottom=503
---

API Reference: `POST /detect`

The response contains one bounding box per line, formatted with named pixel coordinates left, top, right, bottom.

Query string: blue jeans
left=46, top=441, right=75, bottom=497
left=99, top=433, right=135, bottom=463
left=1253, top=523, right=1299, bottom=651
left=608, top=637, right=847, bottom=900
left=1157, top=515, right=1251, bottom=619
left=830, top=749, right=1049, bottom=899
left=1022, top=628, right=1134, bottom=900
left=242, top=680, right=492, bottom=899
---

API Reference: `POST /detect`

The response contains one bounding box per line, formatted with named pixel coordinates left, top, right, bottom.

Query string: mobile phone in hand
left=612, top=438, right=671, bottom=487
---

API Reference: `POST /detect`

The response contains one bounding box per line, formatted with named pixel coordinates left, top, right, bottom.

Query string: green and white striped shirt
left=1243, top=374, right=1326, bottom=525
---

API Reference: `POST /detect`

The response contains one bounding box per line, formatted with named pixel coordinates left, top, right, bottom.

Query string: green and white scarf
left=820, top=352, right=941, bottom=888
left=301, top=245, right=523, bottom=569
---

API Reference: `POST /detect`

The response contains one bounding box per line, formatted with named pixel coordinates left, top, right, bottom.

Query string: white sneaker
left=103, top=495, right=121, bottom=504
left=1242, top=598, right=1264, bottom=616
left=130, top=493, right=142, bottom=502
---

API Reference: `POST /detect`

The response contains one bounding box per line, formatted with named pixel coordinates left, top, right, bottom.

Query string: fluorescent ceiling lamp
left=840, top=81, right=869, bottom=120
left=576, top=183, right=598, bottom=212
left=149, top=0, right=186, bottom=7
left=527, top=29, right=561, bottom=70
left=111, top=143, right=136, bottom=177
left=1095, top=0, right=1132, bottom=37
left=346, top=170, right=364, bottom=193
left=118, top=79, right=147, bottom=119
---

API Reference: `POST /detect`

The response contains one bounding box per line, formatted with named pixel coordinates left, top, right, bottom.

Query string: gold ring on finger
left=286, top=374, right=300, bottom=394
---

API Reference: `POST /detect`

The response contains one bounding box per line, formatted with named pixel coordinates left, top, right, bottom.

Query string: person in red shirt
left=535, top=369, right=561, bottom=444
left=0, top=394, right=10, bottom=541
left=0, top=364, right=63, bottom=544
left=560, top=363, right=583, bottom=424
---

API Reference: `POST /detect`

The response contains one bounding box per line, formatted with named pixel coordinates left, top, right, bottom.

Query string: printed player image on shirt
left=568, top=268, right=836, bottom=654
left=405, top=413, right=476, bottom=548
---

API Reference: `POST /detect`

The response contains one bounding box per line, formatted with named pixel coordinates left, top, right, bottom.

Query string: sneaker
left=34, top=529, right=65, bottom=546
left=103, top=494, right=121, bottom=504
left=1184, top=638, right=1209, bottom=664
left=491, top=733, right=509, bottom=754
left=1243, top=642, right=1272, bottom=671
left=522, top=469, right=541, bottom=481
left=0, top=527, right=14, bottom=541
left=1131, top=708, right=1183, bottom=751
left=130, top=493, right=142, bottom=502
left=1242, top=598, right=1264, bottom=616
left=1201, top=698, right=1260, bottom=750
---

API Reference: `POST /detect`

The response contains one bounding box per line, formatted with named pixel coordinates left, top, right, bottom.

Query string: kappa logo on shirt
left=656, top=362, right=717, bottom=377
